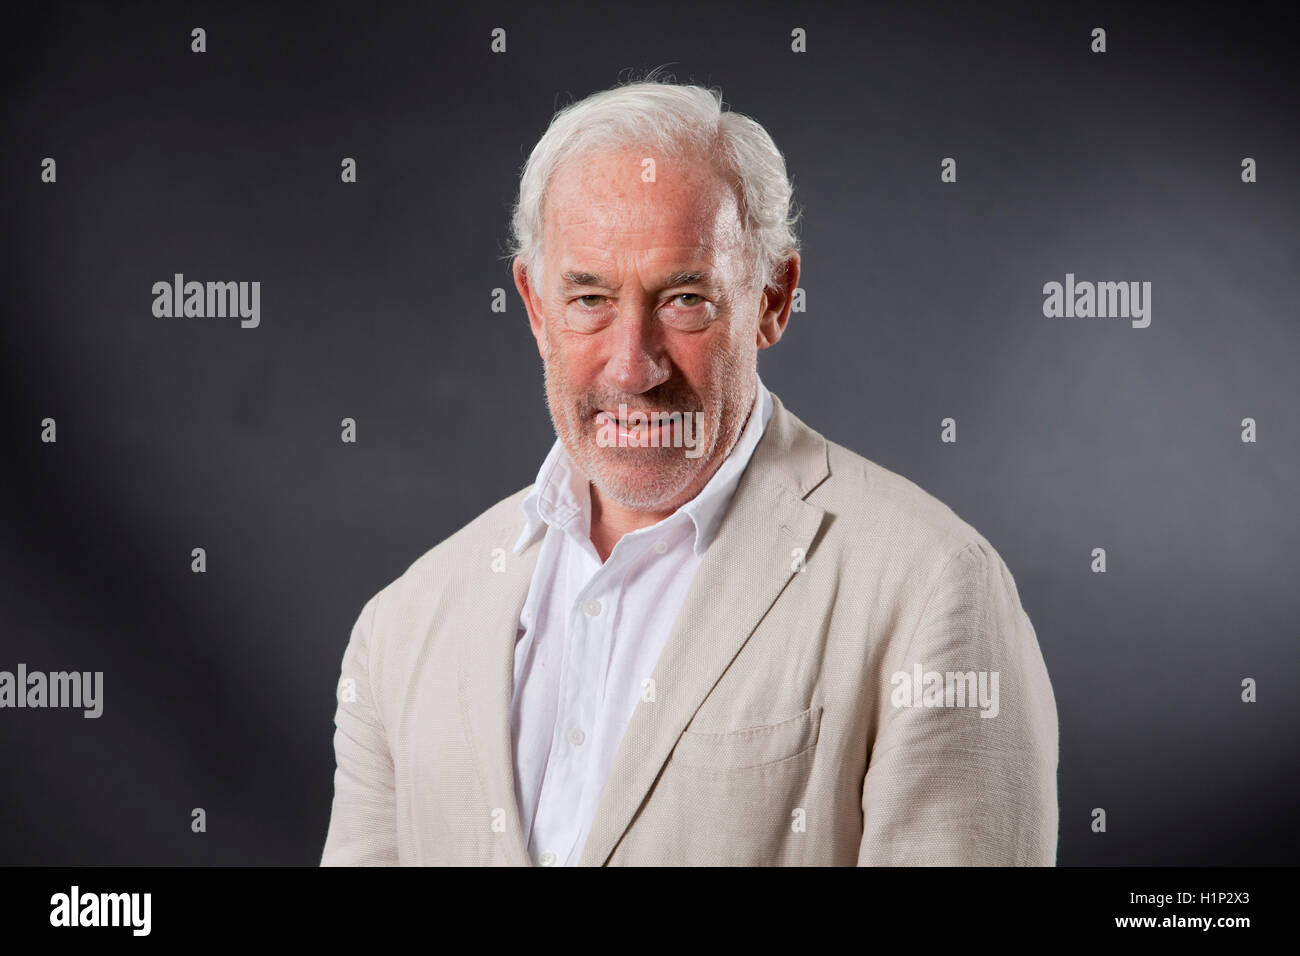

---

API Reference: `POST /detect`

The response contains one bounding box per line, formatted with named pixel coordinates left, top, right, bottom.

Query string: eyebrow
left=560, top=270, right=715, bottom=290
left=561, top=271, right=609, bottom=289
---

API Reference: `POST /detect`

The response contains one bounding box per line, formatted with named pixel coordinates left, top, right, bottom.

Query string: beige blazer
left=320, top=392, right=1059, bottom=866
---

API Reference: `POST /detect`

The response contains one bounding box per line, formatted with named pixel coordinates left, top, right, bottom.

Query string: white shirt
left=509, top=376, right=774, bottom=866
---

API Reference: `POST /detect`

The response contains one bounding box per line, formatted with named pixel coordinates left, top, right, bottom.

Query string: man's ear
left=513, top=257, right=548, bottom=360
left=756, top=251, right=800, bottom=350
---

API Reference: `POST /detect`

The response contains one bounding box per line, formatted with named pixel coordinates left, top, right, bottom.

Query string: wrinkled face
left=518, top=145, right=767, bottom=512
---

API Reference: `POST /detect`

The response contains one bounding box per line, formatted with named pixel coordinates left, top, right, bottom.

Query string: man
left=320, top=78, right=1059, bottom=866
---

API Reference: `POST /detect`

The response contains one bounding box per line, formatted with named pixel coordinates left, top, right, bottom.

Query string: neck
left=587, top=489, right=676, bottom=563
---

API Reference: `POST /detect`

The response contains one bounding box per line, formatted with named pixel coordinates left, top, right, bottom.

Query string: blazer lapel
left=578, top=392, right=830, bottom=866
left=457, top=507, right=541, bottom=866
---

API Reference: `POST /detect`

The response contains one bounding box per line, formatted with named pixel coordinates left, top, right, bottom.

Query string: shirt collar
left=513, top=375, right=774, bottom=557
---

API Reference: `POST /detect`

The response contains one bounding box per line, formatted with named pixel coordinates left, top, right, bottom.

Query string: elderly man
left=321, top=78, right=1059, bottom=866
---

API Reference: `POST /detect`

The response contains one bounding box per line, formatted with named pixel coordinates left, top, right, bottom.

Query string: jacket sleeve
left=320, top=591, right=399, bottom=866
left=857, top=541, right=1059, bottom=865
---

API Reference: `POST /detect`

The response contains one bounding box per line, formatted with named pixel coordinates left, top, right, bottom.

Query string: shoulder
left=360, top=484, right=533, bottom=627
left=805, top=435, right=1010, bottom=594
left=404, top=484, right=533, bottom=576
left=797, top=435, right=1033, bottom=625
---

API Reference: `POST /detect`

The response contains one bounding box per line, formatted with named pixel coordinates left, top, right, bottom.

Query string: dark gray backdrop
left=2, top=0, right=1296, bottom=865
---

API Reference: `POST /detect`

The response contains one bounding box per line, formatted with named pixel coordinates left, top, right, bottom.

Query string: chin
left=595, top=486, right=682, bottom=512
left=588, top=459, right=700, bottom=511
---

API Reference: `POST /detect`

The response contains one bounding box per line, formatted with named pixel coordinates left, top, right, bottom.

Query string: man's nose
left=604, top=305, right=669, bottom=395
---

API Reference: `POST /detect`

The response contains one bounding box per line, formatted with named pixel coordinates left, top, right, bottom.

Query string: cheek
left=693, top=327, right=745, bottom=379
left=547, top=334, right=605, bottom=385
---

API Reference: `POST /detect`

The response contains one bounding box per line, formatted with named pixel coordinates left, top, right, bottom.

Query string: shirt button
left=583, top=599, right=602, bottom=617
left=567, top=727, right=585, bottom=746
left=654, top=540, right=668, bottom=555
left=539, top=851, right=557, bottom=866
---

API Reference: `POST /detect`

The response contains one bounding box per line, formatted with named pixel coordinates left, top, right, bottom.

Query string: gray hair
left=507, top=74, right=801, bottom=292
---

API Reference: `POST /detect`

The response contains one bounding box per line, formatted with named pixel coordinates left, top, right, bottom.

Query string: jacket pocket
left=670, top=704, right=823, bottom=771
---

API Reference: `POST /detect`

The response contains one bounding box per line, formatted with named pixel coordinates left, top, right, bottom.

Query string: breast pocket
left=637, top=704, right=824, bottom=865
left=670, top=704, right=823, bottom=770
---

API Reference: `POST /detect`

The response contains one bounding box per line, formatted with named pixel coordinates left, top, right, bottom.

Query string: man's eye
left=578, top=295, right=604, bottom=307
left=674, top=293, right=704, bottom=306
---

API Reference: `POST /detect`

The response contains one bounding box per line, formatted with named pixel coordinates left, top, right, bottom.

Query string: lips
left=595, top=410, right=674, bottom=428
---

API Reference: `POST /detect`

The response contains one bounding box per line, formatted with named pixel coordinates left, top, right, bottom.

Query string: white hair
left=507, top=73, right=801, bottom=292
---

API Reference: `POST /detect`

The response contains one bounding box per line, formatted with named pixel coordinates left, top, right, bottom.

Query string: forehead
left=542, top=146, right=746, bottom=262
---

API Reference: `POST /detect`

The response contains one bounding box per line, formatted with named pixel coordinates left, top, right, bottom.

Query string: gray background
left=2, top=1, right=1296, bottom=865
